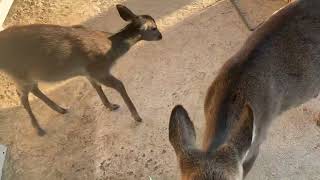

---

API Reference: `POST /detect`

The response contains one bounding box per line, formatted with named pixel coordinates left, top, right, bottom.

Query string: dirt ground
left=0, top=0, right=320, bottom=179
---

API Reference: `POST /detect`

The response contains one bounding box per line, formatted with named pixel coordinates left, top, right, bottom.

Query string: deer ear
left=116, top=4, right=137, bottom=22
left=169, top=105, right=197, bottom=157
left=227, top=104, right=254, bottom=160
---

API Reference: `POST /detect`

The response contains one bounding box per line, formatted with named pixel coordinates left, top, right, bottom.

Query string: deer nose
left=158, top=33, right=162, bottom=40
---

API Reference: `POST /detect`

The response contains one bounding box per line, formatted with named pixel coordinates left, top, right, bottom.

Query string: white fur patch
left=241, top=122, right=256, bottom=165
left=140, top=20, right=156, bottom=30
left=236, top=161, right=244, bottom=180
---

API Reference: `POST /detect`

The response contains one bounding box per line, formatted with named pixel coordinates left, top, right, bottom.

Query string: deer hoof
left=37, top=128, right=46, bottom=136
left=108, top=104, right=120, bottom=111
left=135, top=116, right=143, bottom=122
left=58, top=108, right=68, bottom=114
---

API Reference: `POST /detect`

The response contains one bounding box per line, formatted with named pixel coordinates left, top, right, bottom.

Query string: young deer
left=169, top=0, right=320, bottom=179
left=0, top=5, right=162, bottom=136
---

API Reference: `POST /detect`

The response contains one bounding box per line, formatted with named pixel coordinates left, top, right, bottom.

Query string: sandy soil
left=0, top=0, right=320, bottom=180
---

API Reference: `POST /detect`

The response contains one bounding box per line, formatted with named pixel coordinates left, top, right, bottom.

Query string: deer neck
left=109, top=24, right=142, bottom=57
left=205, top=104, right=244, bottom=152
left=103, top=24, right=142, bottom=69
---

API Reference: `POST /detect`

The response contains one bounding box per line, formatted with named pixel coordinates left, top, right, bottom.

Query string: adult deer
left=0, top=5, right=162, bottom=136
left=169, top=0, right=320, bottom=179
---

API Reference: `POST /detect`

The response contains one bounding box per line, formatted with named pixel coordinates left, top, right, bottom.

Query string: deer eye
left=151, top=27, right=157, bottom=31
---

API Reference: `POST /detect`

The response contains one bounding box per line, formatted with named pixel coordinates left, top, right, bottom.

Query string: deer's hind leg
left=31, top=85, right=67, bottom=114
left=16, top=81, right=46, bottom=136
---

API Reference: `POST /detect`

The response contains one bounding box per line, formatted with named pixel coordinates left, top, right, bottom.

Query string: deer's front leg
left=95, top=75, right=142, bottom=122
left=87, top=78, right=120, bottom=111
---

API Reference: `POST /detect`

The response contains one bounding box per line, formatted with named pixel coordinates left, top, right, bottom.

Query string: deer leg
left=94, top=75, right=142, bottom=122
left=17, top=86, right=46, bottom=136
left=31, top=85, right=67, bottom=114
left=87, top=78, right=120, bottom=111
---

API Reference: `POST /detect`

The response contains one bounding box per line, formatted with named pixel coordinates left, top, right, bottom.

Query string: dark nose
left=158, top=33, right=162, bottom=40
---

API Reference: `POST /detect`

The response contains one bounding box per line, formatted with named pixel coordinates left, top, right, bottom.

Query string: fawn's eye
left=151, top=27, right=157, bottom=31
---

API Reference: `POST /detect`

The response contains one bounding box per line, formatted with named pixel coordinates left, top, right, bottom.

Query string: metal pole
left=230, top=0, right=255, bottom=31
left=0, top=145, right=7, bottom=180
left=230, top=0, right=291, bottom=31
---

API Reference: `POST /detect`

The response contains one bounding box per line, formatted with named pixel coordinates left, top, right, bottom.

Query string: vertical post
left=0, top=144, right=7, bottom=180
left=230, top=0, right=254, bottom=31
left=230, top=0, right=292, bottom=31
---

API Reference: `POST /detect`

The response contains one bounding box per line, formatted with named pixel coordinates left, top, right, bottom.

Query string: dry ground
left=0, top=0, right=320, bottom=179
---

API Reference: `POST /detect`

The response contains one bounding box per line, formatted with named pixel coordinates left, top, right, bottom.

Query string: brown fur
left=203, top=0, right=298, bottom=151
left=0, top=5, right=162, bottom=136
left=169, top=0, right=320, bottom=179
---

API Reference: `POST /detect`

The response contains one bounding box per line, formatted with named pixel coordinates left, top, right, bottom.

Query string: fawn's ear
left=227, top=104, right=254, bottom=161
left=116, top=4, right=137, bottom=22
left=169, top=105, right=197, bottom=157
